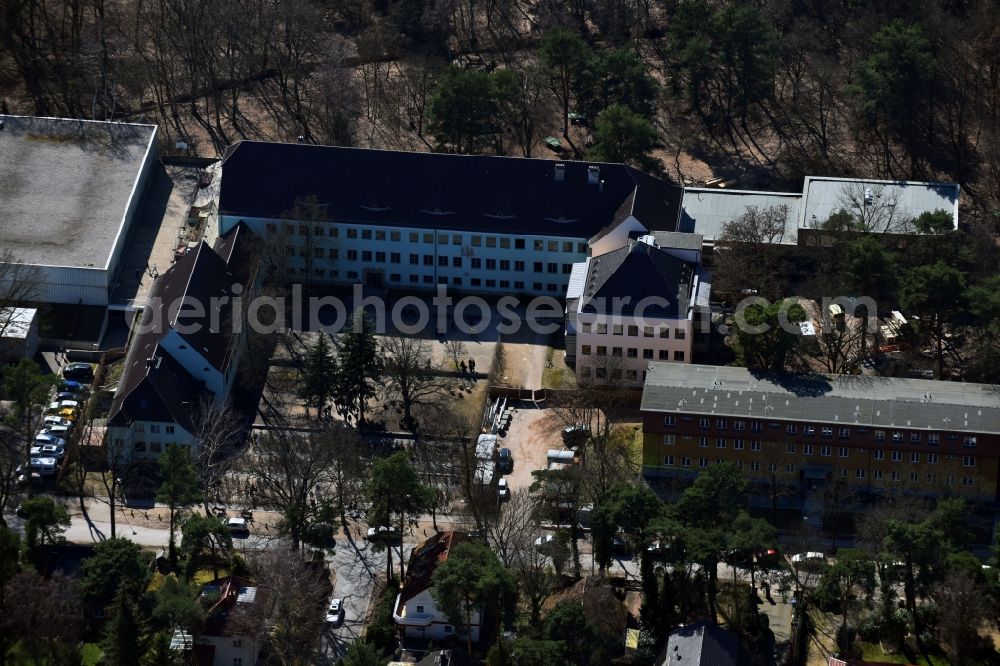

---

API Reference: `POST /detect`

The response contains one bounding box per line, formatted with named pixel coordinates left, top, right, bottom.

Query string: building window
left=928, top=453, right=939, bottom=464
left=659, top=350, right=669, bottom=360
left=674, top=351, right=685, bottom=361
left=150, top=442, right=161, bottom=453
left=500, top=238, right=510, bottom=249
left=663, top=435, right=675, bottom=445
left=803, top=444, right=814, bottom=455
left=595, top=367, right=606, bottom=379
left=515, top=238, right=525, bottom=249
left=675, top=329, right=685, bottom=340
left=640, top=326, right=652, bottom=338
left=699, top=458, right=709, bottom=468
left=874, top=430, right=886, bottom=441
left=362, top=229, right=372, bottom=239
left=375, top=251, right=386, bottom=262
left=785, top=464, right=795, bottom=473
left=165, top=425, right=174, bottom=434
left=821, top=427, right=833, bottom=437
left=581, top=322, right=592, bottom=333
left=928, top=433, right=940, bottom=444
left=234, top=659, right=242, bottom=666
left=874, top=450, right=884, bottom=461
left=891, top=451, right=902, bottom=462
left=733, top=439, right=744, bottom=450
left=751, top=441, right=761, bottom=451
left=874, top=470, right=883, bottom=480
left=820, top=445, right=831, bottom=456
left=786, top=443, right=796, bottom=453
left=734, top=421, right=746, bottom=431
left=963, top=436, right=977, bottom=448
left=716, top=438, right=726, bottom=449
left=596, top=346, right=607, bottom=356
left=839, top=427, right=850, bottom=438
left=643, top=349, right=654, bottom=360
left=803, top=425, right=815, bottom=436
left=390, top=252, right=401, bottom=264
left=910, top=472, right=918, bottom=482
left=786, top=424, right=796, bottom=434
left=699, top=418, right=709, bottom=429
left=659, top=327, right=669, bottom=339
left=892, top=431, right=903, bottom=442
left=664, top=416, right=676, bottom=426
left=838, top=447, right=849, bottom=458
left=515, top=260, right=525, bottom=271
left=856, top=469, right=866, bottom=479
left=839, top=468, right=848, bottom=478
left=749, top=462, right=760, bottom=471
left=963, top=455, right=975, bottom=467
left=150, top=425, right=161, bottom=434
left=681, top=457, right=691, bottom=467
left=664, top=455, right=674, bottom=465
left=612, top=347, right=622, bottom=357
left=416, top=605, right=424, bottom=613
left=581, top=345, right=591, bottom=356
left=961, top=476, right=973, bottom=487
left=910, top=433, right=921, bottom=443
left=717, top=420, right=726, bottom=431
left=891, top=471, right=901, bottom=481
left=751, top=422, right=762, bottom=433
left=444, top=625, right=453, bottom=634
left=580, top=367, right=591, bottom=378
left=909, top=452, right=919, bottom=463
left=624, top=348, right=637, bottom=358
left=699, top=437, right=709, bottom=448
left=233, top=639, right=242, bottom=648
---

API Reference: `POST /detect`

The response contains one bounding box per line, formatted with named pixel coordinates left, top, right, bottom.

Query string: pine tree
left=101, top=586, right=147, bottom=666
left=156, top=445, right=202, bottom=567
left=332, top=313, right=383, bottom=426
left=298, top=333, right=336, bottom=418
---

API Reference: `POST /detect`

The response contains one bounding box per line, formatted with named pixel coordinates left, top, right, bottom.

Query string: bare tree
left=96, top=434, right=137, bottom=540
left=512, top=525, right=558, bottom=624
left=817, top=183, right=910, bottom=234
left=713, top=205, right=792, bottom=298
left=0, top=249, right=41, bottom=338
left=443, top=340, right=467, bottom=371
left=932, top=570, right=994, bottom=664
left=237, top=549, right=329, bottom=666
left=234, top=426, right=345, bottom=550
left=482, top=489, right=539, bottom=567
left=190, top=396, right=245, bottom=511
left=381, top=336, right=453, bottom=431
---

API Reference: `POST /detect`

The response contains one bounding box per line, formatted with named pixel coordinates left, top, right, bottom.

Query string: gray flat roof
left=679, top=188, right=801, bottom=244
left=641, top=363, right=1000, bottom=434
left=0, top=115, right=156, bottom=269
left=799, top=176, right=960, bottom=231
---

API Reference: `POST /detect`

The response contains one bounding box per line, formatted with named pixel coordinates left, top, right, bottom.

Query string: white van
left=226, top=517, right=249, bottom=535
left=30, top=457, right=58, bottom=476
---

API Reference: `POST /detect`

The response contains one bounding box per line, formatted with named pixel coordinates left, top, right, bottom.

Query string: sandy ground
left=500, top=407, right=569, bottom=492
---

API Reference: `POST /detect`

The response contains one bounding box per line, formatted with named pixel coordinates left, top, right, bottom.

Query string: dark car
left=497, top=447, right=513, bottom=474
left=561, top=425, right=589, bottom=448
left=62, top=363, right=93, bottom=382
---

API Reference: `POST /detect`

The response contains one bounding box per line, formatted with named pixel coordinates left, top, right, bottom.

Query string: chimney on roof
left=554, top=163, right=565, bottom=182
left=587, top=165, right=600, bottom=185
left=297, top=135, right=306, bottom=143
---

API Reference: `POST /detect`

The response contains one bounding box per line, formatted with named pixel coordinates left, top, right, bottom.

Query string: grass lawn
left=541, top=348, right=574, bottom=389
left=80, top=643, right=102, bottom=666
left=859, top=642, right=951, bottom=665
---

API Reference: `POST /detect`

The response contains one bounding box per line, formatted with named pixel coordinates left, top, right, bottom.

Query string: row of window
left=133, top=424, right=175, bottom=434
left=581, top=346, right=685, bottom=361
left=290, top=246, right=576, bottom=275
left=658, top=457, right=978, bottom=485
left=581, top=367, right=647, bottom=381
left=267, top=222, right=587, bottom=254
left=287, top=266, right=559, bottom=292
left=133, top=442, right=189, bottom=455
left=581, top=323, right=686, bottom=339
left=662, top=435, right=976, bottom=466
left=664, top=415, right=977, bottom=446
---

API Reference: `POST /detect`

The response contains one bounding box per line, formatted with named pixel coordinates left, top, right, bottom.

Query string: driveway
left=500, top=407, right=568, bottom=492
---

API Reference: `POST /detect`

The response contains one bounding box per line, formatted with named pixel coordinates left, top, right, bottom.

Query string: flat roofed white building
left=0, top=115, right=159, bottom=305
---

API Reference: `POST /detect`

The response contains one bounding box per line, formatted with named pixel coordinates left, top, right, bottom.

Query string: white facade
left=220, top=215, right=588, bottom=297
left=393, top=589, right=481, bottom=643
left=200, top=635, right=260, bottom=666
left=110, top=421, right=195, bottom=460
left=575, top=314, right=693, bottom=386
left=159, top=329, right=226, bottom=396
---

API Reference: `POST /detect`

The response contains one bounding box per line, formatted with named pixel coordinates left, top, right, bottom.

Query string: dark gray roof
left=0, top=114, right=156, bottom=268
left=218, top=142, right=683, bottom=239
left=658, top=622, right=748, bottom=666
left=651, top=231, right=704, bottom=251
left=580, top=241, right=696, bottom=317
left=108, top=226, right=257, bottom=429
left=641, top=363, right=1000, bottom=434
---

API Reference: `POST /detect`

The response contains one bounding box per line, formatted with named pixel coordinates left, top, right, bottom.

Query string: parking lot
left=498, top=407, right=568, bottom=492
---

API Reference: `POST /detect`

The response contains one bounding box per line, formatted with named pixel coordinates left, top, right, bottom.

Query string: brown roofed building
left=393, top=531, right=479, bottom=645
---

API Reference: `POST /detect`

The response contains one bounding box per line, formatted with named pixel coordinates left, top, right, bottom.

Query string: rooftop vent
left=588, top=165, right=600, bottom=185
left=554, top=163, right=566, bottom=182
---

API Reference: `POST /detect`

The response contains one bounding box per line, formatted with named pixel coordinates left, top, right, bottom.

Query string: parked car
left=43, top=416, right=73, bottom=428
left=59, top=380, right=84, bottom=392
left=30, top=446, right=43, bottom=457
left=56, top=391, right=81, bottom=402
left=40, top=444, right=65, bottom=459
left=226, top=517, right=249, bottom=535
left=325, top=598, right=344, bottom=625
left=497, top=477, right=510, bottom=501
left=534, top=534, right=556, bottom=550
left=791, top=551, right=825, bottom=564
left=35, top=433, right=67, bottom=448
left=39, top=425, right=71, bottom=438
left=497, top=447, right=513, bottom=474
left=365, top=526, right=401, bottom=542
left=62, top=363, right=93, bottom=382
left=561, top=425, right=589, bottom=448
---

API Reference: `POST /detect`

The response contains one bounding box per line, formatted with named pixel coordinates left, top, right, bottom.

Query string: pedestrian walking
left=459, top=360, right=467, bottom=374
left=469, top=358, right=476, bottom=373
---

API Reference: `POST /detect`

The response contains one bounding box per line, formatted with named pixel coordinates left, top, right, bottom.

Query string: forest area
left=1, top=0, right=998, bottom=223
